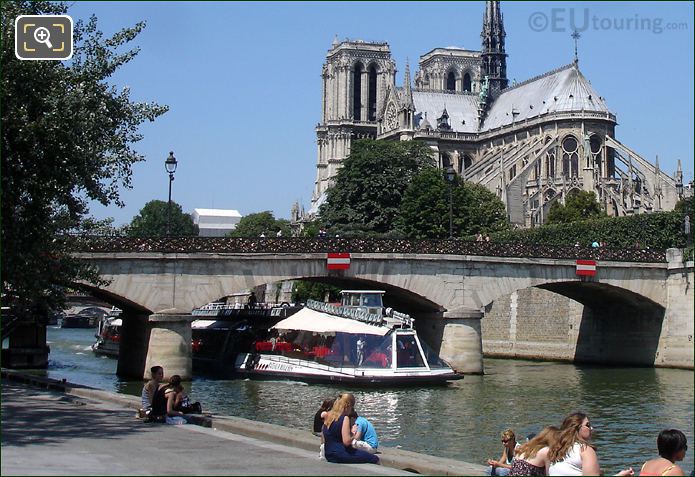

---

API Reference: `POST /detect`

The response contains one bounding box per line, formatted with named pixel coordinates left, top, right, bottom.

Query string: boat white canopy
left=272, top=307, right=390, bottom=336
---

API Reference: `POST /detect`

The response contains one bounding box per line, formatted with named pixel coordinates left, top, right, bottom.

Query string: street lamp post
left=445, top=166, right=456, bottom=239
left=165, top=151, right=178, bottom=236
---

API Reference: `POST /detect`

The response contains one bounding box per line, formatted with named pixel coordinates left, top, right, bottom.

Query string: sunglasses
left=582, top=422, right=594, bottom=430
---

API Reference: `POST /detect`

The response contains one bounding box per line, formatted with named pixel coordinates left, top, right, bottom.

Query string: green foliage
left=291, top=281, right=342, bottom=303
left=299, top=221, right=320, bottom=237
left=126, top=200, right=198, bottom=237
left=319, top=139, right=434, bottom=236
left=1, top=1, right=168, bottom=317
left=674, top=196, right=693, bottom=215
left=492, top=210, right=688, bottom=250
left=228, top=211, right=291, bottom=237
left=547, top=190, right=605, bottom=224
left=395, top=168, right=508, bottom=239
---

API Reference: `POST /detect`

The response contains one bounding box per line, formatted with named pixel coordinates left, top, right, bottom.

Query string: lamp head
left=165, top=151, right=178, bottom=174
left=445, top=166, right=456, bottom=182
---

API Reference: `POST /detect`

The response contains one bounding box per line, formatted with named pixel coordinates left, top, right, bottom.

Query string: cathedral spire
left=403, top=58, right=414, bottom=110
left=480, top=0, right=508, bottom=95
left=571, top=30, right=581, bottom=64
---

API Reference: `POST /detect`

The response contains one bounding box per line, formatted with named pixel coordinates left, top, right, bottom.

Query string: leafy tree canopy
left=319, top=139, right=434, bottom=236
left=228, top=211, right=291, bottom=238
left=547, top=190, right=605, bottom=224
left=291, top=281, right=342, bottom=303
left=126, top=200, right=198, bottom=237
left=1, top=1, right=168, bottom=316
left=395, top=167, right=508, bottom=239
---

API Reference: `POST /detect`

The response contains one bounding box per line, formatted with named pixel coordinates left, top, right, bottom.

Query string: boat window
left=358, top=333, right=392, bottom=369
left=396, top=335, right=426, bottom=368
left=264, top=331, right=392, bottom=369
left=361, top=294, right=382, bottom=307
left=418, top=337, right=449, bottom=369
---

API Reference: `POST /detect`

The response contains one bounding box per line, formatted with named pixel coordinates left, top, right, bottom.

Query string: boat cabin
left=340, top=290, right=384, bottom=316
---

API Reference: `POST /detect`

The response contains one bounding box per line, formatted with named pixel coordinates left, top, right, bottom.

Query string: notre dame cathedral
left=308, top=0, right=685, bottom=228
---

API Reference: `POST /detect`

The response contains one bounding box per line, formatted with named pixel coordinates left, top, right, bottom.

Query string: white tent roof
left=272, top=307, right=390, bottom=336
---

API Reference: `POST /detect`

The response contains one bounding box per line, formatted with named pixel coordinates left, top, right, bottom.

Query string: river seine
left=40, top=326, right=693, bottom=474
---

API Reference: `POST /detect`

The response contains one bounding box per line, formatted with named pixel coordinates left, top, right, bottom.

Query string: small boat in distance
left=91, top=308, right=122, bottom=357
left=234, top=290, right=463, bottom=386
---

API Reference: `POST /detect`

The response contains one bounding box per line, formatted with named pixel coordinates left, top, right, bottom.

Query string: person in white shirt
left=548, top=412, right=633, bottom=476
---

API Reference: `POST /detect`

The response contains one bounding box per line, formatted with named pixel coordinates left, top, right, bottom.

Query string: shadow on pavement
left=1, top=383, right=149, bottom=448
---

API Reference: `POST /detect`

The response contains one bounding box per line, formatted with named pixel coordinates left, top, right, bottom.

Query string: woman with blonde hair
left=548, top=412, right=633, bottom=476
left=509, top=426, right=559, bottom=476
left=321, top=393, right=378, bottom=464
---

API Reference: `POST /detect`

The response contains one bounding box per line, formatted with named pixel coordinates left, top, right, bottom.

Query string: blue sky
left=68, top=1, right=694, bottom=226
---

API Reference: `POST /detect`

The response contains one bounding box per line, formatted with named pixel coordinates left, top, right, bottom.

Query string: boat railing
left=193, top=302, right=294, bottom=315
left=306, top=299, right=384, bottom=326
left=386, top=308, right=414, bottom=328
left=262, top=353, right=355, bottom=376
left=306, top=299, right=414, bottom=329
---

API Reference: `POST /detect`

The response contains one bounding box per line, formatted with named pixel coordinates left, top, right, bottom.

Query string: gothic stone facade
left=311, top=1, right=684, bottom=227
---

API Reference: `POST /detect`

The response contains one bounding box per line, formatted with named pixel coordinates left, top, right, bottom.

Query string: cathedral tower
left=480, top=0, right=508, bottom=95
left=311, top=40, right=396, bottom=211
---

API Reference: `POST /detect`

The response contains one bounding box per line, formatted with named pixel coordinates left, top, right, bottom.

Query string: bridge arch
left=74, top=282, right=153, bottom=315
left=482, top=281, right=666, bottom=366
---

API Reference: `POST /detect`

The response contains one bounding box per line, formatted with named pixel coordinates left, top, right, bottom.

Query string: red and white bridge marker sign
left=327, top=252, right=351, bottom=270
left=576, top=260, right=597, bottom=277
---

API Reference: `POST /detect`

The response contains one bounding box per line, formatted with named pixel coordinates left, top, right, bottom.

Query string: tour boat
left=234, top=291, right=463, bottom=386
left=91, top=308, right=122, bottom=357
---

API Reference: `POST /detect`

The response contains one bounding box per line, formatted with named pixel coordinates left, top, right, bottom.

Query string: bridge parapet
left=70, top=236, right=667, bottom=263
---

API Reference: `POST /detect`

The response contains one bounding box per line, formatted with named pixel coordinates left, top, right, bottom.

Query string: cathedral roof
left=481, top=62, right=612, bottom=131
left=412, top=91, right=479, bottom=133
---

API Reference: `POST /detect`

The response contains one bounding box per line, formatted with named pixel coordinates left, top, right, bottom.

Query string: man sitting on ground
left=349, top=410, right=379, bottom=454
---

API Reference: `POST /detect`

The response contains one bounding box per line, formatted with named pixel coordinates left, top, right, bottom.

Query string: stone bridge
left=72, top=238, right=694, bottom=378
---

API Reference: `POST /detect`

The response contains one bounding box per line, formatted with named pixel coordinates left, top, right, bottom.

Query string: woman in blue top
left=322, top=393, right=379, bottom=464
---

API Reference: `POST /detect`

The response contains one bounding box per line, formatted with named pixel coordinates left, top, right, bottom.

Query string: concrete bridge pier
left=418, top=308, right=484, bottom=375
left=655, top=249, right=694, bottom=368
left=117, top=310, right=193, bottom=381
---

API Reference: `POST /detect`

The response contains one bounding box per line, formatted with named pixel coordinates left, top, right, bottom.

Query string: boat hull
left=91, top=341, right=119, bottom=358
left=234, top=353, right=463, bottom=387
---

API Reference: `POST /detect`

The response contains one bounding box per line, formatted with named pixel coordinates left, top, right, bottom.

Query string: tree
left=126, top=200, right=198, bottom=237
left=228, top=211, right=291, bottom=237
left=395, top=167, right=508, bottom=239
left=291, top=281, right=342, bottom=303
left=319, top=139, right=434, bottom=236
left=547, top=190, right=605, bottom=224
left=1, top=1, right=168, bottom=318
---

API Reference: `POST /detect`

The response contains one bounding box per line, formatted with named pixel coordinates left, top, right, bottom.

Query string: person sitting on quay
left=547, top=411, right=633, bottom=476
left=164, top=375, right=191, bottom=425
left=314, top=398, right=335, bottom=435
left=322, top=393, right=379, bottom=464
left=139, top=365, right=164, bottom=419
left=349, top=410, right=379, bottom=455
left=509, top=426, right=559, bottom=476
left=487, top=428, right=520, bottom=476
left=640, top=429, right=688, bottom=476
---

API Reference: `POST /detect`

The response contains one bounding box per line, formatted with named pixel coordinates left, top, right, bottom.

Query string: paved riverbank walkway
left=1, top=375, right=486, bottom=476
left=1, top=381, right=411, bottom=476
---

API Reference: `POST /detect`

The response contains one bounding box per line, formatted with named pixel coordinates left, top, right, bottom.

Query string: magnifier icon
left=33, top=26, right=53, bottom=49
